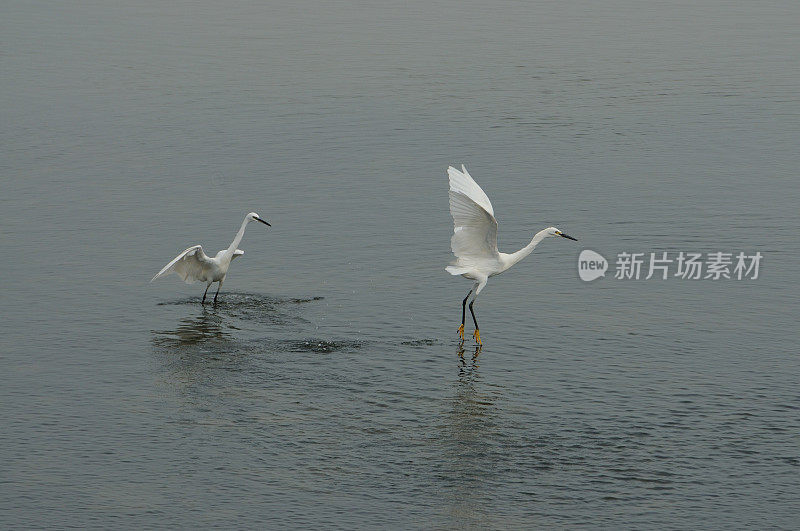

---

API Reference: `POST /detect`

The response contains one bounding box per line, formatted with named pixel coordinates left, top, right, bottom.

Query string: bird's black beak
left=255, top=217, right=271, bottom=227
left=559, top=232, right=577, bottom=241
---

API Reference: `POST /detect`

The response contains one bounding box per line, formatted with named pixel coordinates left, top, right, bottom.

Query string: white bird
left=446, top=165, right=577, bottom=345
left=151, top=212, right=271, bottom=305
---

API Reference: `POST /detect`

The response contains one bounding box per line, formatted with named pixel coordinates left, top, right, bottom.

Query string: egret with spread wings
left=151, top=212, right=271, bottom=304
left=446, top=165, right=577, bottom=345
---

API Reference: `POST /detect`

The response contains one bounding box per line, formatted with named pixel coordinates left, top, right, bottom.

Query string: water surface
left=2, top=1, right=799, bottom=527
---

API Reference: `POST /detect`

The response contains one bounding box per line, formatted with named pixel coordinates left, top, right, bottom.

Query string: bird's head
left=545, top=226, right=577, bottom=241
left=246, top=212, right=271, bottom=227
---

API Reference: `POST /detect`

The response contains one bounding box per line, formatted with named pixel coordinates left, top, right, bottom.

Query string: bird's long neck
left=503, top=229, right=550, bottom=270
left=225, top=217, right=250, bottom=256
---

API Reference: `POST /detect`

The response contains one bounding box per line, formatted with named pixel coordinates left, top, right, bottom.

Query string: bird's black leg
left=461, top=292, right=471, bottom=327
left=469, top=299, right=482, bottom=346
left=468, top=299, right=478, bottom=330
left=458, top=290, right=472, bottom=340
left=202, top=284, right=210, bottom=305
left=213, top=282, right=222, bottom=305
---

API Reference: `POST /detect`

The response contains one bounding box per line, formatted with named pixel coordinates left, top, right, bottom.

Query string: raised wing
left=448, top=165, right=494, bottom=217
left=151, top=245, right=213, bottom=283
left=448, top=176, right=499, bottom=267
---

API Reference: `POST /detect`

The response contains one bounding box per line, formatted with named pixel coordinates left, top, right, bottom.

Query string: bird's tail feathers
left=445, top=265, right=472, bottom=276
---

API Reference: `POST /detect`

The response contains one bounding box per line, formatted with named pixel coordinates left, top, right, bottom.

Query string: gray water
left=2, top=1, right=799, bottom=528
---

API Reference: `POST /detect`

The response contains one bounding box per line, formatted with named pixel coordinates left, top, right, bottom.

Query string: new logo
left=578, top=249, right=608, bottom=281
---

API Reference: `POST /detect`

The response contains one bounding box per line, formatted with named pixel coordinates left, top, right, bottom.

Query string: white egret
left=151, top=212, right=271, bottom=304
left=446, top=165, right=577, bottom=345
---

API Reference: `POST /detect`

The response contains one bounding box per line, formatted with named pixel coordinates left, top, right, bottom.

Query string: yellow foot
left=473, top=329, right=482, bottom=345
left=457, top=324, right=465, bottom=340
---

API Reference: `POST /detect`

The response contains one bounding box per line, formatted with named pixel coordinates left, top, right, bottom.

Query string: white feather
left=151, top=245, right=213, bottom=284
left=447, top=165, right=494, bottom=217
left=448, top=191, right=499, bottom=269
left=446, top=166, right=500, bottom=274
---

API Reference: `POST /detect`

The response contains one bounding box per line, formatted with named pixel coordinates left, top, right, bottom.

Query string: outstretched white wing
left=448, top=165, right=494, bottom=216
left=151, top=245, right=213, bottom=283
left=447, top=165, right=499, bottom=267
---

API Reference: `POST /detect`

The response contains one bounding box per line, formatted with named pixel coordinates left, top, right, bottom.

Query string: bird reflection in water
left=438, top=344, right=500, bottom=527
left=151, top=307, right=252, bottom=405
left=153, top=307, right=232, bottom=347
left=451, top=344, right=494, bottom=429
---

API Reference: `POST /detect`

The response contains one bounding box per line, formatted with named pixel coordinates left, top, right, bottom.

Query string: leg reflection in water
left=457, top=343, right=482, bottom=376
